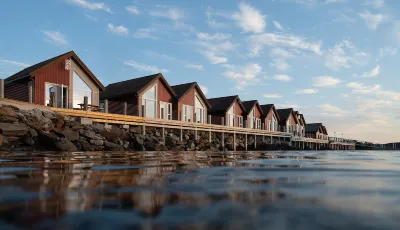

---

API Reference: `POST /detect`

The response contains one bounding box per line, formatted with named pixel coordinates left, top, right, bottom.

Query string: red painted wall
left=33, top=60, right=69, bottom=105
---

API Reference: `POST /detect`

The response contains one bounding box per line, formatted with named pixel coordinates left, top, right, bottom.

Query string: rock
left=104, top=141, right=124, bottom=151
left=0, top=105, right=18, bottom=117
left=155, top=131, right=161, bottom=137
left=23, top=135, right=35, bottom=146
left=55, top=138, right=78, bottom=151
left=184, top=134, right=190, bottom=140
left=90, top=139, right=104, bottom=146
left=0, top=123, right=29, bottom=136
left=79, top=130, right=96, bottom=139
left=4, top=136, right=19, bottom=143
left=74, top=140, right=93, bottom=151
left=169, top=133, right=180, bottom=142
left=101, top=127, right=124, bottom=140
left=129, top=126, right=142, bottom=134
left=0, top=116, right=19, bottom=123
left=52, top=114, right=65, bottom=129
left=144, top=142, right=155, bottom=151
left=28, top=128, right=38, bottom=137
left=42, top=110, right=54, bottom=119
left=92, top=123, right=105, bottom=133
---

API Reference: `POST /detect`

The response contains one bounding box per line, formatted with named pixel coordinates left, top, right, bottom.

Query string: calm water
left=0, top=150, right=399, bottom=230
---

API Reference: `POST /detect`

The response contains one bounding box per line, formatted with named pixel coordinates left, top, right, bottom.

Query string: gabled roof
left=300, top=114, right=306, bottom=125
left=276, top=108, right=298, bottom=124
left=305, top=123, right=323, bottom=133
left=242, top=100, right=263, bottom=116
left=100, top=73, right=176, bottom=100
left=171, top=82, right=211, bottom=108
left=260, top=104, right=280, bottom=120
left=208, top=95, right=245, bottom=114
left=5, top=51, right=105, bottom=90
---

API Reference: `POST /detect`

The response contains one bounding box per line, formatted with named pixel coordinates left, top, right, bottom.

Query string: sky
left=0, top=0, right=399, bottom=143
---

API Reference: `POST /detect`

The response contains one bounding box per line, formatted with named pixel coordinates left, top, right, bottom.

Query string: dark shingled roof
left=5, top=51, right=72, bottom=84
left=171, top=82, right=211, bottom=108
left=208, top=95, right=244, bottom=114
left=276, top=108, right=293, bottom=122
left=100, top=73, right=176, bottom=100
left=171, top=82, right=196, bottom=100
left=260, top=104, right=273, bottom=115
left=306, top=123, right=323, bottom=133
left=242, top=100, right=257, bottom=113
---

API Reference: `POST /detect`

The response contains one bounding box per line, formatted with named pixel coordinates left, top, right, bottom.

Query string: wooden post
left=209, top=130, right=212, bottom=143
left=254, top=134, right=257, bottom=149
left=271, top=135, right=273, bottom=143
left=143, top=125, right=146, bottom=135
left=195, top=128, right=198, bottom=140
left=123, top=102, right=127, bottom=115
left=221, top=117, right=225, bottom=126
left=302, top=141, right=305, bottom=150
left=222, top=132, right=225, bottom=149
left=0, top=79, right=4, bottom=98
left=245, top=133, right=248, bottom=151
left=83, top=96, right=88, bottom=111
left=162, top=126, right=165, bottom=144
left=208, top=115, right=211, bottom=124
left=180, top=128, right=183, bottom=141
left=233, top=132, right=236, bottom=151
left=104, top=99, right=109, bottom=113
left=28, top=81, right=33, bottom=104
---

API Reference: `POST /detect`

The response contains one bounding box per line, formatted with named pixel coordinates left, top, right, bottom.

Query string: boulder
left=42, top=110, right=54, bottom=119
left=52, top=114, right=65, bottom=129
left=22, top=134, right=35, bottom=146
left=28, top=128, right=38, bottom=137
left=59, top=128, right=79, bottom=142
left=79, top=130, right=96, bottom=139
left=0, top=105, right=19, bottom=117
left=104, top=141, right=124, bottom=151
left=74, top=140, right=93, bottom=151
left=129, top=126, right=142, bottom=134
left=92, top=123, right=105, bottom=133
left=90, top=139, right=104, bottom=146
left=0, top=123, right=29, bottom=136
left=0, top=116, right=19, bottom=123
left=55, top=138, right=78, bottom=151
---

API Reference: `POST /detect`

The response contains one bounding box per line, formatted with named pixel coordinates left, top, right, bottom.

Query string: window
left=182, top=105, right=193, bottom=122
left=227, top=103, right=235, bottom=127
left=237, top=116, right=243, bottom=128
left=141, top=84, right=157, bottom=118
left=194, top=93, right=206, bottom=123
left=256, top=118, right=261, bottom=129
left=160, top=102, right=172, bottom=120
left=45, top=83, right=68, bottom=108
left=272, top=114, right=277, bottom=131
left=73, top=71, right=92, bottom=109
left=248, top=108, right=255, bottom=129
left=267, top=120, right=272, bottom=131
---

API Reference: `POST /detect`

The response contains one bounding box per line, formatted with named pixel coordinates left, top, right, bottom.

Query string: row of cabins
left=2, top=51, right=329, bottom=140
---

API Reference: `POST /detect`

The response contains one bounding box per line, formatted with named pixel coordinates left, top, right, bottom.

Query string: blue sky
left=0, top=0, right=399, bottom=143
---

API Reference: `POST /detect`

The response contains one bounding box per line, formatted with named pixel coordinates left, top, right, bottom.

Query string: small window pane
left=143, top=85, right=156, bottom=99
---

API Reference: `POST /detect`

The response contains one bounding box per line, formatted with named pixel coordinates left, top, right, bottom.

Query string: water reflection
left=0, top=151, right=399, bottom=229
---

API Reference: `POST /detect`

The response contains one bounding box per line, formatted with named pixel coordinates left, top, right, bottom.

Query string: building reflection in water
left=0, top=151, right=314, bottom=229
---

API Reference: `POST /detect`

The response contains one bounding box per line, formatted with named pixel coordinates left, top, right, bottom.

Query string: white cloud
left=185, top=64, right=204, bottom=71
left=248, top=32, right=322, bottom=56
left=325, top=0, right=346, bottom=4
left=224, top=64, right=262, bottom=89
left=0, top=59, right=30, bottom=68
left=201, top=51, right=228, bottom=64
left=133, top=28, right=158, bottom=40
left=271, top=59, right=291, bottom=72
left=359, top=11, right=389, bottom=30
left=357, top=99, right=392, bottom=112
left=272, top=74, right=292, bottom=82
left=149, top=6, right=184, bottom=21
left=200, top=85, right=209, bottom=95
left=273, top=21, right=284, bottom=31
left=232, top=2, right=266, bottom=34
left=346, top=82, right=400, bottom=100
left=107, top=23, right=129, bottom=36
left=295, top=89, right=318, bottom=94
left=206, top=7, right=228, bottom=29
left=66, top=0, right=112, bottom=13
left=324, top=40, right=368, bottom=71
left=197, top=32, right=231, bottom=40
left=356, top=64, right=380, bottom=78
left=124, top=60, right=169, bottom=73
left=313, top=76, right=341, bottom=87
left=320, top=104, right=347, bottom=116
left=378, top=47, right=397, bottom=58
left=42, top=31, right=68, bottom=46
left=340, top=93, right=349, bottom=98
left=126, top=6, right=139, bottom=15
left=365, top=0, right=385, bottom=8
left=277, top=102, right=301, bottom=108
left=263, top=94, right=282, bottom=98
left=270, top=48, right=294, bottom=59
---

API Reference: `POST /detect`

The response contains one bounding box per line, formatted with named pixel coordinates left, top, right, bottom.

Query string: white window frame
left=194, top=93, right=206, bottom=123
left=248, top=108, right=256, bottom=129
left=272, top=114, right=277, bottom=131
left=72, top=70, right=93, bottom=109
left=227, top=103, right=236, bottom=127
left=182, top=104, right=193, bottom=122
left=45, top=82, right=69, bottom=108
left=256, top=118, right=261, bottom=129
left=159, top=101, right=172, bottom=120
left=141, top=84, right=157, bottom=118
left=237, top=116, right=243, bottom=128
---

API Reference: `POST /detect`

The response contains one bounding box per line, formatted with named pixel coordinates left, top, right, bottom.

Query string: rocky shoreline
left=0, top=105, right=302, bottom=152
